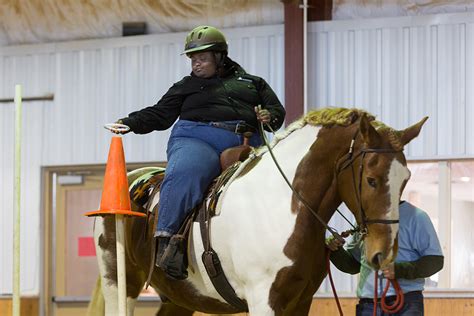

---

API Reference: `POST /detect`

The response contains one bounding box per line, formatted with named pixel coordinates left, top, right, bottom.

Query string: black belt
left=208, top=121, right=257, bottom=134
left=359, top=290, right=422, bottom=304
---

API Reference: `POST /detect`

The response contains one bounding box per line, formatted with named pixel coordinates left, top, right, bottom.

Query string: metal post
left=13, top=84, right=22, bottom=316
left=302, top=0, right=308, bottom=113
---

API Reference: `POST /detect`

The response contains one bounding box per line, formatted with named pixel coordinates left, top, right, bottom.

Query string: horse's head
left=336, top=114, right=428, bottom=269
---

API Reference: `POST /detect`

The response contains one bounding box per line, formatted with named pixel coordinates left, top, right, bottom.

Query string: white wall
left=0, top=24, right=284, bottom=295
left=308, top=12, right=474, bottom=159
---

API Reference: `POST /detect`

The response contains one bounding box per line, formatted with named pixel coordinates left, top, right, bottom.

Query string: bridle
left=336, top=130, right=402, bottom=236
left=334, top=132, right=406, bottom=316
left=259, top=122, right=402, bottom=242
left=324, top=128, right=406, bottom=316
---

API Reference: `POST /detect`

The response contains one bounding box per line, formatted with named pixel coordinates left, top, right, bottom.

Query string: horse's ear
left=399, top=116, right=429, bottom=146
left=359, top=114, right=381, bottom=147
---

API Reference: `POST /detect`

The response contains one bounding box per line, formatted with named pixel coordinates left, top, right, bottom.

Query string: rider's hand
left=255, top=106, right=271, bottom=124
left=381, top=262, right=395, bottom=279
left=325, top=235, right=345, bottom=251
left=113, top=119, right=131, bottom=134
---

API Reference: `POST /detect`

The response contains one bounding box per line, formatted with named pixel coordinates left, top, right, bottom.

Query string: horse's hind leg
left=94, top=216, right=146, bottom=316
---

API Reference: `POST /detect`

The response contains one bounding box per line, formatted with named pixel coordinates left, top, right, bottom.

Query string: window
left=449, top=161, right=474, bottom=288
left=403, top=160, right=474, bottom=290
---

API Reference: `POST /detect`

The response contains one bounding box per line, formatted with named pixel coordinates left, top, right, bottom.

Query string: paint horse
left=88, top=108, right=427, bottom=316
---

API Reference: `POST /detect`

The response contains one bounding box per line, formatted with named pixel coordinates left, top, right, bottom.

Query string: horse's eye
left=367, top=177, right=377, bottom=188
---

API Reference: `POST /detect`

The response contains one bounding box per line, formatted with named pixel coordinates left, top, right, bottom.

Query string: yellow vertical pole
left=13, top=84, right=22, bottom=316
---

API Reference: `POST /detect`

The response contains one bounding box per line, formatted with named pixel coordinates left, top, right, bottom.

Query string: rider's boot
left=155, top=236, right=170, bottom=267
left=155, top=236, right=188, bottom=280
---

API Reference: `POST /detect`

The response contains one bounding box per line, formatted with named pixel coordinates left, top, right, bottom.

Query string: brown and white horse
left=88, top=108, right=427, bottom=316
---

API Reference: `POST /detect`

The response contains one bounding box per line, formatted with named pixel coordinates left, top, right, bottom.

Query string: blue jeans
left=156, top=120, right=261, bottom=236
left=356, top=291, right=424, bottom=316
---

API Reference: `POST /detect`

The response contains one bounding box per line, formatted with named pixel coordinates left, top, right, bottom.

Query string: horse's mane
left=261, top=107, right=404, bottom=152
left=304, top=107, right=374, bottom=127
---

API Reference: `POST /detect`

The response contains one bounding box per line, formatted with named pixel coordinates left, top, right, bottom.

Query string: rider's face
left=190, top=51, right=217, bottom=78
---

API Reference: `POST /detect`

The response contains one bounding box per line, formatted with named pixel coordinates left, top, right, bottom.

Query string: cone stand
left=85, top=125, right=144, bottom=316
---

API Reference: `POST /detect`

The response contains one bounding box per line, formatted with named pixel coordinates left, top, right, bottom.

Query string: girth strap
left=198, top=203, right=248, bottom=312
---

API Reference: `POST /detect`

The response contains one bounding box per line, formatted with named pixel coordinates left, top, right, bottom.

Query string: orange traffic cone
left=85, top=136, right=145, bottom=217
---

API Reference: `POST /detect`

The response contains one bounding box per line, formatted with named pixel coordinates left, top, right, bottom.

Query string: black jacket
left=121, top=57, right=285, bottom=134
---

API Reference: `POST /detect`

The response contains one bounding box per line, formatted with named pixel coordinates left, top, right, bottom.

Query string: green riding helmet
left=183, top=25, right=228, bottom=56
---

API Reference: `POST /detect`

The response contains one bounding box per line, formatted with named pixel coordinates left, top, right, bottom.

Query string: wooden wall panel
left=0, top=297, right=39, bottom=316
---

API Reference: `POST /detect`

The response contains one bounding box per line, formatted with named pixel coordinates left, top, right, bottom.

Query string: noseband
left=336, top=131, right=402, bottom=235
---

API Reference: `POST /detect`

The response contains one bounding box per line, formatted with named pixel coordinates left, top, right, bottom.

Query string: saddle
left=129, top=145, right=253, bottom=311
left=219, top=131, right=253, bottom=171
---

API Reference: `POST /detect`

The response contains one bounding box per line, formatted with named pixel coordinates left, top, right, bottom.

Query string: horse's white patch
left=188, top=124, right=321, bottom=308
left=386, top=159, right=410, bottom=253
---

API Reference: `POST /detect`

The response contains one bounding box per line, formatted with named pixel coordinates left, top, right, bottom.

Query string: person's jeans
left=155, top=120, right=261, bottom=236
left=356, top=291, right=424, bottom=316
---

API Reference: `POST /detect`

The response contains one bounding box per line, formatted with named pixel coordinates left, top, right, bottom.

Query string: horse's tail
left=86, top=277, right=104, bottom=316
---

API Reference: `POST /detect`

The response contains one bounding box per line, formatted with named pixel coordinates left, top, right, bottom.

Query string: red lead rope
left=326, top=249, right=344, bottom=316
left=373, top=272, right=404, bottom=316
left=327, top=249, right=405, bottom=316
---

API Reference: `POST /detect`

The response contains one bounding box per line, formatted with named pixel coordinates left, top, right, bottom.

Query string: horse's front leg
left=94, top=216, right=146, bottom=316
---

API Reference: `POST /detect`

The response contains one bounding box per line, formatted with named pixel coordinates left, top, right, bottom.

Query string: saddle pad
left=129, top=167, right=165, bottom=210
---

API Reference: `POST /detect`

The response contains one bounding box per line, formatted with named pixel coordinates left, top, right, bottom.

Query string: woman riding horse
left=115, top=25, right=285, bottom=280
